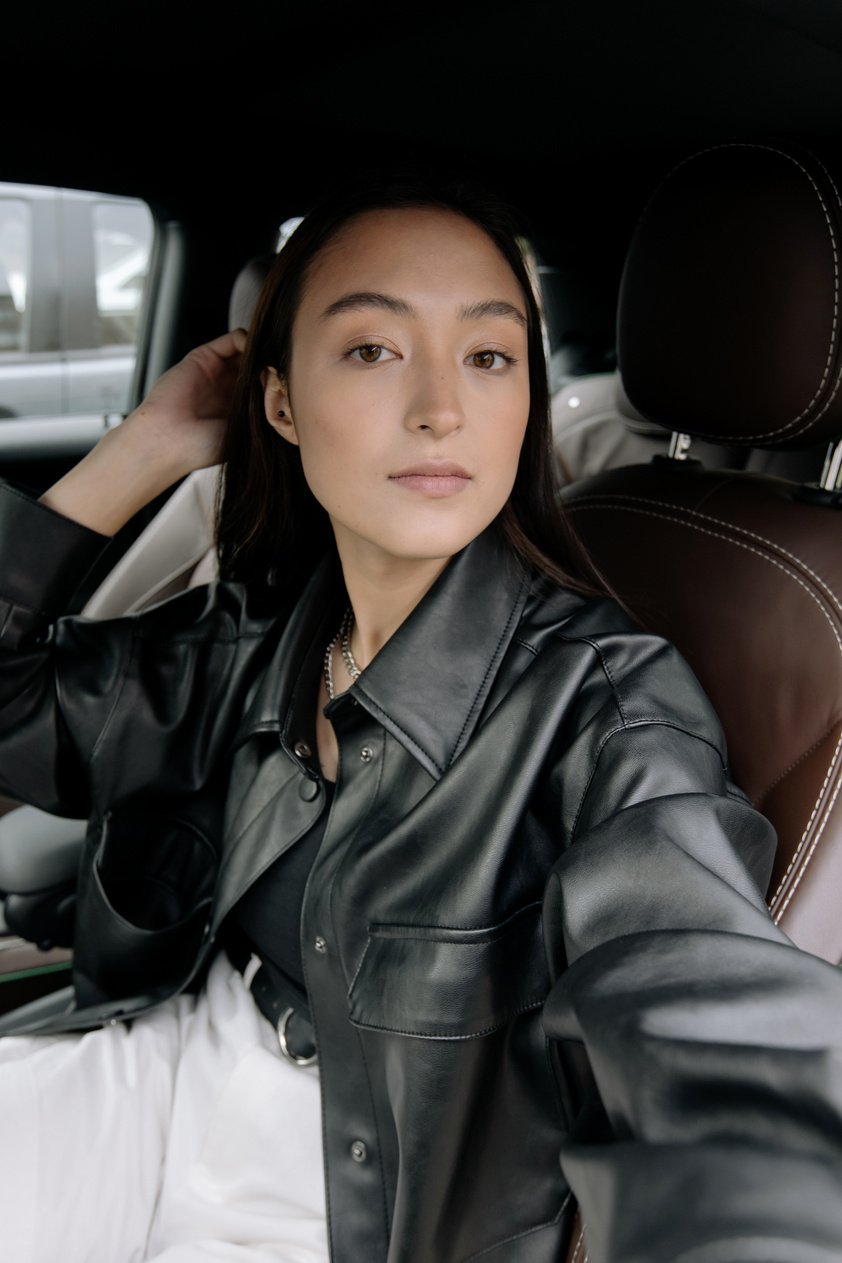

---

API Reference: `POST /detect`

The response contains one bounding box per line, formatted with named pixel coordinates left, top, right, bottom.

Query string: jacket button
left=350, top=1140, right=367, bottom=1163
left=359, top=745, right=374, bottom=763
left=299, top=777, right=319, bottom=801
left=314, top=936, right=327, bottom=954
left=294, top=740, right=312, bottom=759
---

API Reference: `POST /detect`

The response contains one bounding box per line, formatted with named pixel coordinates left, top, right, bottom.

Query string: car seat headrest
left=618, top=142, right=842, bottom=450
left=228, top=255, right=275, bottom=332
left=613, top=373, right=654, bottom=430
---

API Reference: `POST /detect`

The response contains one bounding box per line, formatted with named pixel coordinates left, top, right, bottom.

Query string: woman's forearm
left=38, top=422, right=186, bottom=537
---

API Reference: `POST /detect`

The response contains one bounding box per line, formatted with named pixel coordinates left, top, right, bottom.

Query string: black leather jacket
left=1, top=481, right=842, bottom=1263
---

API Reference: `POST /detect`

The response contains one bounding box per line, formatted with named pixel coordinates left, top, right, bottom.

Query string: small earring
left=277, top=409, right=286, bottom=418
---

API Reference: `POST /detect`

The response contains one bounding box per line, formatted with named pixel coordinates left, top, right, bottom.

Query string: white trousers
left=0, top=954, right=329, bottom=1263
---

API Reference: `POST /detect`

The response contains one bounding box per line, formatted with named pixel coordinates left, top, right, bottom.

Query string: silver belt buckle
left=277, top=1006, right=317, bottom=1066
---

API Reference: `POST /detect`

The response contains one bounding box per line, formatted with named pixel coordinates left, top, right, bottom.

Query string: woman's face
left=264, top=207, right=530, bottom=569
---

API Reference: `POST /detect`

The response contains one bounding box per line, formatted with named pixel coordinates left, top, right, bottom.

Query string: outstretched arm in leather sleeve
left=542, top=719, right=842, bottom=1263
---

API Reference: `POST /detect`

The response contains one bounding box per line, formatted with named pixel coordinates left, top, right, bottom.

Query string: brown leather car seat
left=561, top=141, right=842, bottom=963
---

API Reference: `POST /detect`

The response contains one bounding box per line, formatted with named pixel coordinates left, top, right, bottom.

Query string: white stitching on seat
left=772, top=727, right=842, bottom=914
left=578, top=491, right=842, bottom=616
left=571, top=1225, right=586, bottom=1263
left=565, top=497, right=842, bottom=920
left=630, top=142, right=842, bottom=442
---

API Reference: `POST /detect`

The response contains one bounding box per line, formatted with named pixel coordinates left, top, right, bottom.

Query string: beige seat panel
left=82, top=465, right=219, bottom=618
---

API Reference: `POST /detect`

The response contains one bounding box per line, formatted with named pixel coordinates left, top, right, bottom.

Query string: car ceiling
left=11, top=0, right=842, bottom=199
left=8, top=0, right=842, bottom=350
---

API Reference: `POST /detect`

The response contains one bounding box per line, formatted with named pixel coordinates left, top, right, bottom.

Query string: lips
left=389, top=462, right=472, bottom=497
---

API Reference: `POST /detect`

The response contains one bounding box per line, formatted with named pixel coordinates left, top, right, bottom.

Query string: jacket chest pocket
left=73, top=810, right=217, bottom=1005
left=347, top=902, right=549, bottom=1039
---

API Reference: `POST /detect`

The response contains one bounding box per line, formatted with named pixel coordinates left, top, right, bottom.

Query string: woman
left=0, top=178, right=840, bottom=1263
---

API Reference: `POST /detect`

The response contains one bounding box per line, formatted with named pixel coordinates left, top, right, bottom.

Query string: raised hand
left=39, top=330, right=247, bottom=536
left=124, top=329, right=247, bottom=480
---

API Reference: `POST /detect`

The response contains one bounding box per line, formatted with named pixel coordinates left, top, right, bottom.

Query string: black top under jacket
left=233, top=777, right=333, bottom=991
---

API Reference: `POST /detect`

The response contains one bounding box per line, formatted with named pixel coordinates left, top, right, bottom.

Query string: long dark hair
left=216, top=174, right=607, bottom=600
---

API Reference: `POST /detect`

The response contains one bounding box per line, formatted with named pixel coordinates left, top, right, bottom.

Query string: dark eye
left=472, top=351, right=509, bottom=368
left=353, top=344, right=383, bottom=363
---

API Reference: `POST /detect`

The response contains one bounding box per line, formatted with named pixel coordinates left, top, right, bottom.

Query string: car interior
left=2, top=0, right=842, bottom=1025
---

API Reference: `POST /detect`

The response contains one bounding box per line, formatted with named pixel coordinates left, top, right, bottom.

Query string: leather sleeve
left=0, top=482, right=116, bottom=816
left=542, top=685, right=842, bottom=1259
left=0, top=482, right=110, bottom=642
left=0, top=480, right=260, bottom=826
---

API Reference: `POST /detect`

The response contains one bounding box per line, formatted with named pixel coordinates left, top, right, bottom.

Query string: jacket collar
left=235, top=526, right=531, bottom=780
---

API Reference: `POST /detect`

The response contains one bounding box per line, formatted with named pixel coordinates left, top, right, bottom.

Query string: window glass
left=94, top=200, right=154, bottom=348
left=0, top=200, right=29, bottom=353
left=0, top=184, right=155, bottom=430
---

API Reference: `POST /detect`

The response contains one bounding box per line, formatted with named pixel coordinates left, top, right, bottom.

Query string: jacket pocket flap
left=348, top=902, right=548, bottom=1039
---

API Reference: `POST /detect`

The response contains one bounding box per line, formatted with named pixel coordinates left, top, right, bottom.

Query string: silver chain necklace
left=324, top=607, right=362, bottom=700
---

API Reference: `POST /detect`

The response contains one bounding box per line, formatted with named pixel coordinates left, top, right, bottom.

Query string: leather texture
left=562, top=141, right=842, bottom=966
left=1, top=481, right=842, bottom=1262
left=618, top=142, right=842, bottom=448
left=563, top=462, right=842, bottom=963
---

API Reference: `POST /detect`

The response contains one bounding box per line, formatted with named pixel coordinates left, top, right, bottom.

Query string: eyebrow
left=321, top=292, right=414, bottom=320
left=459, top=299, right=527, bottom=328
left=319, top=291, right=527, bottom=328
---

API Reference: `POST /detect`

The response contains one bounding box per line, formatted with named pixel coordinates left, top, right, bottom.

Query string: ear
left=262, top=366, right=299, bottom=446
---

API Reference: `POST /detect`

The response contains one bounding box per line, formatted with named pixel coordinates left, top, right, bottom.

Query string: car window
left=0, top=183, right=155, bottom=456
left=0, top=198, right=29, bottom=357
left=93, top=200, right=154, bottom=349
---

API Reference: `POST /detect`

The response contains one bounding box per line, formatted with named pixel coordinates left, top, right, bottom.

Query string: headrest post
left=668, top=432, right=693, bottom=462
left=819, top=439, right=842, bottom=491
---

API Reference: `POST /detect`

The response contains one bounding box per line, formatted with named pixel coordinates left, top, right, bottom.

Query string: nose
left=403, top=356, right=465, bottom=439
